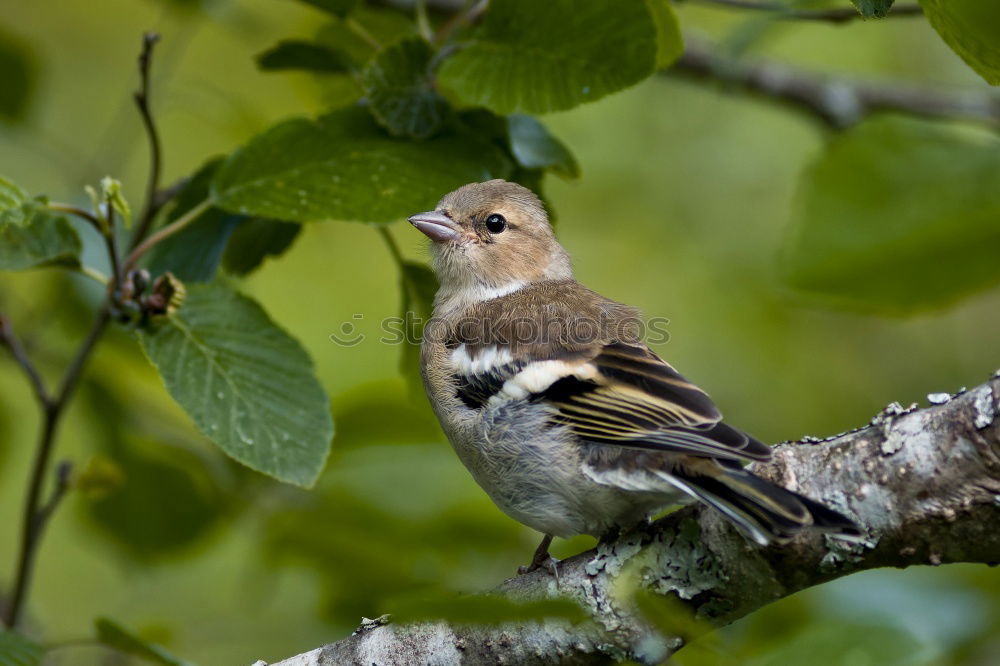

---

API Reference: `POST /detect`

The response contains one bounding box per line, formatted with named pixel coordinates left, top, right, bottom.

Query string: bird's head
left=408, top=180, right=572, bottom=299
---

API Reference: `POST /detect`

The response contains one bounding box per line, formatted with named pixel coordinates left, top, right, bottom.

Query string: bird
left=408, top=179, right=861, bottom=574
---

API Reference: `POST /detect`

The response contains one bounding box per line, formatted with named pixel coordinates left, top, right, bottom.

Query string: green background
left=1, top=1, right=998, bottom=664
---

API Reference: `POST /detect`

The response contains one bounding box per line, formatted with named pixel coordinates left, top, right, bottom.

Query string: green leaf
left=741, top=622, right=925, bottom=666
left=0, top=631, right=43, bottom=666
left=295, top=0, right=359, bottom=18
left=0, top=176, right=29, bottom=225
left=222, top=218, right=301, bottom=276
left=398, top=261, right=438, bottom=394
left=507, top=114, right=579, bottom=178
left=101, top=176, right=132, bottom=228
left=851, top=0, right=894, bottom=18
left=138, top=282, right=333, bottom=486
left=920, top=0, right=1000, bottom=85
left=437, top=0, right=658, bottom=114
left=147, top=214, right=240, bottom=282
left=95, top=618, right=194, bottom=666
left=363, top=37, right=450, bottom=139
left=211, top=106, right=511, bottom=224
left=256, top=40, right=353, bottom=73
left=0, top=177, right=81, bottom=271
left=781, top=115, right=1000, bottom=314
left=645, top=0, right=684, bottom=68
left=146, top=159, right=238, bottom=283
left=0, top=29, right=35, bottom=123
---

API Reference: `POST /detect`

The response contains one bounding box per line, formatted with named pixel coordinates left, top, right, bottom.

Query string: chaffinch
left=409, top=179, right=860, bottom=573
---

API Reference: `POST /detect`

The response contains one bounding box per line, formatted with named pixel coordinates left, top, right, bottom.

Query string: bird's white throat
left=435, top=280, right=527, bottom=312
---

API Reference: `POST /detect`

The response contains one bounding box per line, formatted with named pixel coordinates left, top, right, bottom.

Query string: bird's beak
left=408, top=210, right=460, bottom=243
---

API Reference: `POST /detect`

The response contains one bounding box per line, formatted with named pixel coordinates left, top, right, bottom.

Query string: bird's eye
left=485, top=213, right=507, bottom=233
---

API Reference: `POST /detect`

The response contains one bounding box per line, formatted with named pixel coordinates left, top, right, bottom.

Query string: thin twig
left=130, top=32, right=163, bottom=250
left=3, top=305, right=111, bottom=629
left=666, top=37, right=1000, bottom=128
left=47, top=203, right=122, bottom=296
left=124, top=199, right=212, bottom=271
left=432, top=0, right=487, bottom=43
left=104, top=205, right=123, bottom=299
left=47, top=202, right=104, bottom=232
left=153, top=176, right=190, bottom=211
left=3, top=32, right=165, bottom=630
left=345, top=17, right=382, bottom=51
left=76, top=265, right=110, bottom=286
left=0, top=316, right=52, bottom=408
left=678, top=0, right=923, bottom=23
left=36, top=461, right=73, bottom=533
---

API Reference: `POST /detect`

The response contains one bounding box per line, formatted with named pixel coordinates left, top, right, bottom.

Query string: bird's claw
left=517, top=554, right=561, bottom=584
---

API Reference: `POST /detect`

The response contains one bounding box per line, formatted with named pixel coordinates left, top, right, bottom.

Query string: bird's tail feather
left=663, top=463, right=863, bottom=546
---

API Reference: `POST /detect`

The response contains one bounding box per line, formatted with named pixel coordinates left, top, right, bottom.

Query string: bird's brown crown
left=424, top=180, right=572, bottom=300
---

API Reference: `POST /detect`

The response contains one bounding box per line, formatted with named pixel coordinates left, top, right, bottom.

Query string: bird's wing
left=452, top=340, right=771, bottom=463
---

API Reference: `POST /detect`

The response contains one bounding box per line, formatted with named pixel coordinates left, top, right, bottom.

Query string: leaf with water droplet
left=211, top=104, right=511, bottom=224
left=139, top=282, right=333, bottom=487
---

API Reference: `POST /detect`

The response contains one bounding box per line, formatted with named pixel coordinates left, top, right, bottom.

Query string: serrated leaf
left=645, top=0, right=684, bottom=68
left=363, top=37, right=450, bottom=139
left=851, top=0, right=894, bottom=18
left=0, top=631, right=43, bottom=666
left=398, top=261, right=438, bottom=395
left=507, top=114, right=579, bottom=178
left=294, top=0, right=359, bottom=18
left=211, top=106, right=511, bottom=224
left=437, top=0, right=658, bottom=114
left=95, top=618, right=194, bottom=666
left=256, top=40, right=353, bottom=73
left=781, top=115, right=1000, bottom=314
left=0, top=29, right=35, bottom=123
left=222, top=218, right=301, bottom=276
left=920, top=0, right=1000, bottom=85
left=138, top=282, right=332, bottom=486
left=0, top=178, right=81, bottom=271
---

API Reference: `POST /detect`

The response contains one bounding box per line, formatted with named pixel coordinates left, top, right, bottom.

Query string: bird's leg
left=598, top=526, right=621, bottom=546
left=517, top=534, right=559, bottom=580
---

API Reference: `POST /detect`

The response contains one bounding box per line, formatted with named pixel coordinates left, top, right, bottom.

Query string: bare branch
left=0, top=316, right=52, bottom=409
left=130, top=32, right=163, bottom=250
left=261, top=374, right=1000, bottom=665
left=3, top=306, right=111, bottom=629
left=678, top=0, right=923, bottom=23
left=666, top=37, right=1000, bottom=129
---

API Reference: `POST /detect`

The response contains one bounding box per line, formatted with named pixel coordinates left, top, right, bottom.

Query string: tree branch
left=130, top=32, right=164, bottom=250
left=678, top=0, right=923, bottom=23
left=667, top=37, right=1000, bottom=129
left=0, top=316, right=52, bottom=409
left=2, top=306, right=112, bottom=629
left=260, top=373, right=1000, bottom=665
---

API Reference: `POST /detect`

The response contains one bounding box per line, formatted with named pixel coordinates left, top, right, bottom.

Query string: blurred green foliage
left=1, top=0, right=999, bottom=664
